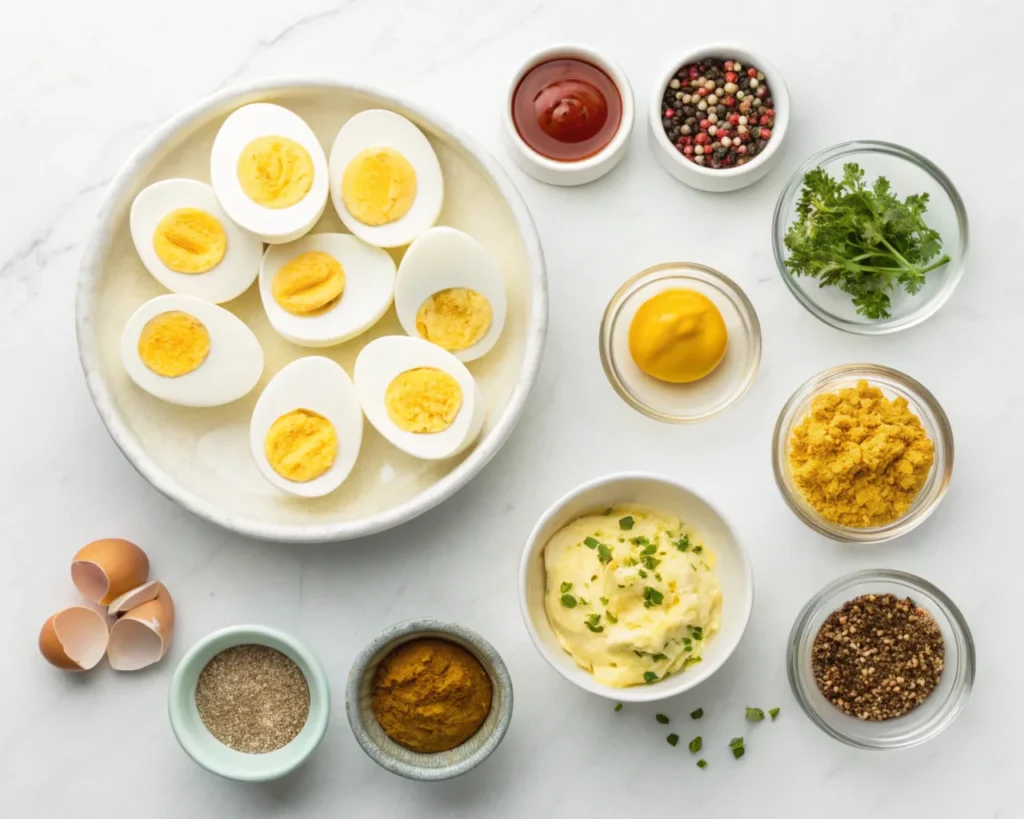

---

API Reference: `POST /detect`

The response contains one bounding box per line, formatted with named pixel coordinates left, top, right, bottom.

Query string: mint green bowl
left=168, top=625, right=330, bottom=782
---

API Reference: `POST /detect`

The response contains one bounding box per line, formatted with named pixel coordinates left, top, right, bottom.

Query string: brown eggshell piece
left=71, top=538, right=150, bottom=605
left=39, top=607, right=109, bottom=671
left=107, top=584, right=175, bottom=671
left=107, top=580, right=161, bottom=617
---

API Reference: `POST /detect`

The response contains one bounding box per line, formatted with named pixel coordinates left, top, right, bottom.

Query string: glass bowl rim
left=771, top=139, right=970, bottom=336
left=771, top=363, right=955, bottom=543
left=599, top=261, right=762, bottom=424
left=786, top=568, right=976, bottom=750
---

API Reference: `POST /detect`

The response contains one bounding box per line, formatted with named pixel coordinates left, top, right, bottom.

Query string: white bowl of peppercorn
left=787, top=570, right=975, bottom=749
left=649, top=44, right=790, bottom=192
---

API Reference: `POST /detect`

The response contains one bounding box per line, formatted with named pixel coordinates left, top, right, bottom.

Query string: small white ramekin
left=648, top=43, right=790, bottom=192
left=504, top=43, right=635, bottom=187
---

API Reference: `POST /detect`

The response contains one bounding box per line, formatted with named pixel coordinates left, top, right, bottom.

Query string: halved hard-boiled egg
left=328, top=109, right=444, bottom=248
left=395, top=226, right=507, bottom=362
left=129, top=178, right=263, bottom=303
left=250, top=357, right=364, bottom=497
left=121, top=294, right=264, bottom=407
left=354, top=336, right=484, bottom=460
left=211, top=104, right=329, bottom=244
left=259, top=232, right=396, bottom=347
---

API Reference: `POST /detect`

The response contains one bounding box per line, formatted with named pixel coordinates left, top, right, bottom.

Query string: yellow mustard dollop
left=152, top=208, right=227, bottom=274
left=628, top=289, right=728, bottom=384
left=237, top=135, right=314, bottom=209
left=272, top=251, right=346, bottom=315
left=416, top=288, right=492, bottom=352
left=385, top=367, right=462, bottom=433
left=342, top=147, right=417, bottom=226
left=137, top=311, right=210, bottom=378
left=264, top=409, right=338, bottom=482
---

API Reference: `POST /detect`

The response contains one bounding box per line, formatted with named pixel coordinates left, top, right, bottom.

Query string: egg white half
left=250, top=357, right=364, bottom=497
left=210, top=103, right=329, bottom=244
left=394, top=226, right=508, bottom=362
left=328, top=109, right=444, bottom=248
left=353, top=336, right=484, bottom=460
left=120, top=294, right=264, bottom=407
left=259, top=233, right=396, bottom=347
left=129, top=179, right=264, bottom=303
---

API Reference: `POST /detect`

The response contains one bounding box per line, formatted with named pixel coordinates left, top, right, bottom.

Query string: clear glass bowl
left=772, top=141, right=968, bottom=334
left=788, top=569, right=975, bottom=749
left=599, top=263, right=761, bottom=423
left=772, top=364, right=954, bottom=543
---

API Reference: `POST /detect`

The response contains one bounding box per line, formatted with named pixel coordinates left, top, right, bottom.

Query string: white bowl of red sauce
left=505, top=44, right=635, bottom=187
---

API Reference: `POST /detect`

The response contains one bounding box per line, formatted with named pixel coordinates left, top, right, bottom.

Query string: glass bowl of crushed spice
left=773, top=364, right=953, bottom=543
left=773, top=141, right=968, bottom=334
left=345, top=618, right=513, bottom=781
left=649, top=43, right=791, bottom=192
left=168, top=625, right=330, bottom=782
left=788, top=569, right=975, bottom=749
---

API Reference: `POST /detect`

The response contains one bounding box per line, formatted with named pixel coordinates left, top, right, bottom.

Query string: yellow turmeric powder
left=371, top=639, right=492, bottom=753
left=788, top=380, right=934, bottom=528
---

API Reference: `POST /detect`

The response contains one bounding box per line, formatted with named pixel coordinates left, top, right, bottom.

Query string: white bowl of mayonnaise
left=518, top=472, right=753, bottom=702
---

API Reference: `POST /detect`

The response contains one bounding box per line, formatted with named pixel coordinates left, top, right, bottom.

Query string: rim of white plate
left=76, top=76, right=548, bottom=544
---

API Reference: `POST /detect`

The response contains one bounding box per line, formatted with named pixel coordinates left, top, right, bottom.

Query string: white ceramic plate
left=77, top=79, right=547, bottom=543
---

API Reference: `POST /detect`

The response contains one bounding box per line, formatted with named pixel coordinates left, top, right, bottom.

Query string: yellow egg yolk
left=237, top=135, right=314, bottom=208
left=385, top=367, right=462, bottom=433
left=272, top=251, right=346, bottom=315
left=264, top=409, right=338, bottom=482
left=341, top=147, right=417, bottom=226
left=137, top=311, right=210, bottom=378
left=152, top=208, right=227, bottom=273
left=628, top=289, right=728, bottom=383
left=415, top=288, right=493, bottom=351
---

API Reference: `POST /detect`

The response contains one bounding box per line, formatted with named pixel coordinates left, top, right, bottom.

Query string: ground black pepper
left=811, top=594, right=944, bottom=721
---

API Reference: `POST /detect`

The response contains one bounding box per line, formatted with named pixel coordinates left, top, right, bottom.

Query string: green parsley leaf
left=614, top=702, right=623, bottom=712
left=560, top=594, right=577, bottom=608
left=690, top=708, right=704, bottom=720
left=769, top=707, right=781, bottom=721
left=597, top=544, right=613, bottom=564
left=641, top=555, right=661, bottom=570
left=584, top=536, right=600, bottom=550
left=674, top=535, right=690, bottom=551
left=697, top=759, right=707, bottom=769
left=638, top=569, right=648, bottom=579
left=746, top=707, right=765, bottom=722
left=688, top=736, right=702, bottom=753
left=642, top=587, right=664, bottom=608
left=633, top=536, right=651, bottom=548
left=656, top=714, right=670, bottom=724
left=666, top=733, right=679, bottom=746
left=619, top=516, right=634, bottom=531
left=559, top=581, right=573, bottom=594
left=732, top=746, right=745, bottom=759
left=644, top=671, right=658, bottom=684
left=729, top=737, right=744, bottom=749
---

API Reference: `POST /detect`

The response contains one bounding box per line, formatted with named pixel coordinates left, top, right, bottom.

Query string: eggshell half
left=107, top=585, right=175, bottom=671
left=71, top=538, right=150, bottom=605
left=39, top=607, right=109, bottom=671
left=107, top=580, right=161, bottom=617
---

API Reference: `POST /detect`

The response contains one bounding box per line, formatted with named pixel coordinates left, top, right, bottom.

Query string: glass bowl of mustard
left=599, top=262, right=761, bottom=423
left=772, top=364, right=954, bottom=543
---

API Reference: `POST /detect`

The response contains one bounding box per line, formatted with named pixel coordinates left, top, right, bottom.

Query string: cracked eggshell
left=71, top=538, right=150, bottom=606
left=39, top=607, right=109, bottom=671
left=107, top=584, right=175, bottom=671
left=107, top=580, right=161, bottom=617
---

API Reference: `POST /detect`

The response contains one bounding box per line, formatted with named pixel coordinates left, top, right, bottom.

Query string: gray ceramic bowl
left=169, top=625, right=330, bottom=782
left=346, top=619, right=513, bottom=781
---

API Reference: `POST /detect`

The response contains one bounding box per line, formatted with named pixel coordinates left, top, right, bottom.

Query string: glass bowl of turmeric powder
left=772, top=364, right=954, bottom=543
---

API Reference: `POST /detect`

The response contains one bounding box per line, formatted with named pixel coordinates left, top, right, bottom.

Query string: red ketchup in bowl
left=511, top=58, right=622, bottom=162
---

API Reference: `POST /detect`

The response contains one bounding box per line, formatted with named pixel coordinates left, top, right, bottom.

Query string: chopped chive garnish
left=633, top=536, right=651, bottom=547
left=642, top=587, right=664, bottom=608
left=599, top=597, right=609, bottom=606
left=614, top=702, right=623, bottom=712
left=638, top=569, right=648, bottom=579
left=559, top=581, right=573, bottom=593
left=644, top=671, right=658, bottom=684
left=584, top=613, right=604, bottom=633
left=597, top=544, right=613, bottom=564
left=688, top=736, right=702, bottom=753
left=656, top=714, right=670, bottom=724
left=746, top=707, right=765, bottom=722
left=691, top=626, right=704, bottom=640
left=641, top=555, right=661, bottom=570
left=729, top=737, right=744, bottom=749
left=683, top=656, right=702, bottom=669
left=560, top=594, right=577, bottom=608
left=605, top=611, right=618, bottom=624
left=690, top=708, right=704, bottom=719
left=732, top=746, right=745, bottom=759
left=697, top=759, right=707, bottom=769
left=603, top=508, right=613, bottom=515
left=769, top=707, right=781, bottom=721
left=674, top=535, right=690, bottom=551
left=619, top=516, right=635, bottom=531
left=693, top=545, right=703, bottom=554
left=666, top=733, right=679, bottom=746
left=584, top=536, right=599, bottom=549
left=651, top=653, right=667, bottom=662
left=578, top=597, right=588, bottom=605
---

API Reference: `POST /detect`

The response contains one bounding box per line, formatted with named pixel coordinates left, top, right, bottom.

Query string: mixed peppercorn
left=660, top=58, right=776, bottom=169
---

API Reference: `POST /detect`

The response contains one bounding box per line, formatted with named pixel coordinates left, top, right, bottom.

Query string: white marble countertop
left=1, top=1, right=1018, bottom=816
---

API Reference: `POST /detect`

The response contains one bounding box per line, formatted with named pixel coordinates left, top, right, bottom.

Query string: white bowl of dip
left=518, top=472, right=753, bottom=702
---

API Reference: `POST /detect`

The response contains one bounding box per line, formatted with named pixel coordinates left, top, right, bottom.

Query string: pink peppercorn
left=689, top=66, right=700, bottom=79
left=759, top=114, right=770, bottom=125
left=699, top=118, right=711, bottom=129
left=764, top=108, right=775, bottom=118
left=725, top=71, right=738, bottom=83
left=724, top=60, right=734, bottom=71
left=697, top=87, right=709, bottom=96
left=736, top=144, right=747, bottom=154
left=747, top=67, right=757, bottom=77
left=723, top=95, right=736, bottom=107
left=665, top=109, right=675, bottom=118
left=728, top=113, right=740, bottom=126
left=694, top=133, right=709, bottom=145
left=683, top=145, right=694, bottom=156
left=760, top=127, right=772, bottom=139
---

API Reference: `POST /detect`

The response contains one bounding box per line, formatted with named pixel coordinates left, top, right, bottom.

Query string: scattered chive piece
left=688, top=736, right=702, bottom=753
left=674, top=535, right=690, bottom=551
left=559, top=581, right=573, bottom=593
left=600, top=597, right=609, bottom=606
left=560, top=594, right=577, bottom=608
left=770, top=707, right=780, bottom=721
left=605, top=611, right=618, bottom=624
left=654, top=573, right=663, bottom=582
left=656, top=714, right=670, bottom=724
left=693, top=545, right=703, bottom=554
left=729, top=737, right=744, bottom=749
left=666, top=733, right=679, bottom=746
left=746, top=707, right=765, bottom=722
left=591, top=574, right=598, bottom=581
left=578, top=597, right=588, bottom=605
left=691, top=626, right=703, bottom=640
left=584, top=536, right=600, bottom=549
left=732, top=746, right=745, bottom=759
left=641, top=556, right=661, bottom=570
left=619, top=516, right=635, bottom=531
left=584, top=613, right=604, bottom=633
left=642, top=587, right=664, bottom=607
left=597, top=544, right=613, bottom=564
left=644, top=671, right=658, bottom=684
left=638, top=569, right=648, bottom=579
left=634, top=650, right=644, bottom=658
left=651, top=653, right=667, bottom=662
left=614, top=702, right=623, bottom=712
left=603, top=508, right=613, bottom=516
left=683, top=656, right=702, bottom=669
left=633, top=536, right=651, bottom=547
left=690, top=708, right=704, bottom=720
left=697, top=759, right=707, bottom=769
